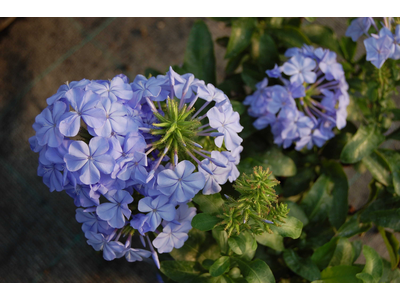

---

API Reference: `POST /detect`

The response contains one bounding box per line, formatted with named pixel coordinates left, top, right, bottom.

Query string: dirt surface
left=0, top=17, right=398, bottom=282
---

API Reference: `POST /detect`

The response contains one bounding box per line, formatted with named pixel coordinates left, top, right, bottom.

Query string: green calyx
left=150, top=98, right=201, bottom=165
left=217, top=166, right=289, bottom=237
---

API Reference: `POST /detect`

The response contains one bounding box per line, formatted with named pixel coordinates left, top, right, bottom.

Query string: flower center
left=150, top=98, right=202, bottom=166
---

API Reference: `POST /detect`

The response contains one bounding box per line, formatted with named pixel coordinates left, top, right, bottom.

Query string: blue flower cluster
left=244, top=45, right=349, bottom=151
left=346, top=17, right=400, bottom=68
left=30, top=68, right=243, bottom=266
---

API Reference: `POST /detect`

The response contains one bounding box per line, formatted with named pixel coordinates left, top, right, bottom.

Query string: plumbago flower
left=244, top=44, right=349, bottom=151
left=346, top=17, right=400, bottom=68
left=30, top=68, right=244, bottom=267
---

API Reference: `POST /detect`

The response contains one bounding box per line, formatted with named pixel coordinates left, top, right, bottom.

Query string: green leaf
left=170, top=229, right=220, bottom=264
left=352, top=240, right=363, bottom=263
left=362, top=150, right=392, bottom=186
left=285, top=201, right=309, bottom=227
left=241, top=62, right=264, bottom=90
left=322, top=132, right=353, bottom=160
left=253, top=33, right=279, bottom=70
left=302, top=24, right=340, bottom=53
left=228, top=231, right=257, bottom=261
left=378, top=149, right=400, bottom=195
left=259, top=146, right=297, bottom=177
left=225, top=17, right=257, bottom=59
left=328, top=237, right=355, bottom=267
left=271, top=26, right=311, bottom=48
left=183, top=20, right=216, bottom=84
left=283, top=249, right=321, bottom=281
left=269, top=216, right=303, bottom=239
left=356, top=245, right=383, bottom=283
left=380, top=258, right=400, bottom=282
left=301, top=174, right=333, bottom=223
left=255, top=232, right=284, bottom=252
left=387, top=127, right=400, bottom=141
left=361, top=194, right=400, bottom=231
left=234, top=258, right=275, bottom=283
left=311, top=237, right=339, bottom=270
left=160, top=261, right=203, bottom=283
left=339, top=36, right=357, bottom=61
left=322, top=160, right=349, bottom=229
left=193, top=193, right=224, bottom=216
left=210, top=256, right=231, bottom=277
left=191, top=213, right=220, bottom=231
left=390, top=108, right=400, bottom=121
left=340, top=124, right=385, bottom=164
left=169, top=228, right=206, bottom=262
left=313, top=265, right=363, bottom=283
left=378, top=227, right=400, bottom=270
left=212, top=228, right=229, bottom=254
left=282, top=168, right=316, bottom=197
left=230, top=100, right=246, bottom=115
left=337, top=214, right=372, bottom=238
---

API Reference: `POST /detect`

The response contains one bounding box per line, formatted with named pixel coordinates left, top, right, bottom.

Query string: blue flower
left=207, top=103, right=243, bottom=151
left=364, top=35, right=394, bottom=68
left=75, top=208, right=114, bottom=235
left=86, top=76, right=134, bottom=103
left=157, top=160, right=205, bottom=203
left=245, top=45, right=350, bottom=151
left=199, top=152, right=230, bottom=195
left=152, top=222, right=192, bottom=253
left=282, top=54, right=316, bottom=85
left=266, top=64, right=281, bottom=78
left=138, top=195, right=176, bottom=231
left=59, top=88, right=106, bottom=137
left=96, top=190, right=133, bottom=228
left=125, top=248, right=151, bottom=262
left=345, top=17, right=374, bottom=42
left=46, top=79, right=90, bottom=106
left=64, top=137, right=115, bottom=185
left=33, top=101, right=68, bottom=147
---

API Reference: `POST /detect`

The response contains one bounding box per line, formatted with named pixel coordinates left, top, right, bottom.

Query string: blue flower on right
left=346, top=17, right=400, bottom=68
left=244, top=45, right=349, bottom=151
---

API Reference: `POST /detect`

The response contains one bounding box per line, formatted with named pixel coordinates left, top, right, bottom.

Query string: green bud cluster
left=217, top=166, right=289, bottom=237
left=151, top=98, right=201, bottom=166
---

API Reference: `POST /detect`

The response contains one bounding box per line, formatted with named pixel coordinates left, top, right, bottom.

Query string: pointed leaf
left=328, top=237, right=355, bottom=267
left=228, top=231, right=257, bottom=261
left=378, top=227, right=400, bottom=270
left=286, top=201, right=309, bottom=226
left=225, top=18, right=257, bottom=59
left=313, top=265, right=363, bottom=283
left=377, top=149, right=400, bottom=195
left=283, top=249, right=321, bottom=281
left=252, top=32, right=279, bottom=70
left=340, top=124, right=385, bottom=164
left=234, top=258, right=275, bottom=283
left=259, top=146, right=297, bottom=177
left=255, top=232, right=284, bottom=252
left=362, top=150, right=392, bottom=186
left=282, top=167, right=316, bottom=198
left=337, top=214, right=372, bottom=238
left=191, top=213, right=220, bottom=231
left=212, top=228, right=229, bottom=254
left=183, top=20, right=216, bottom=84
left=311, top=237, right=339, bottom=270
left=356, top=245, right=383, bottom=283
left=301, top=174, right=333, bottom=223
left=160, top=261, right=203, bottom=283
left=210, top=256, right=231, bottom=277
left=193, top=193, right=224, bottom=216
left=270, top=216, right=303, bottom=239
left=322, top=160, right=348, bottom=229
